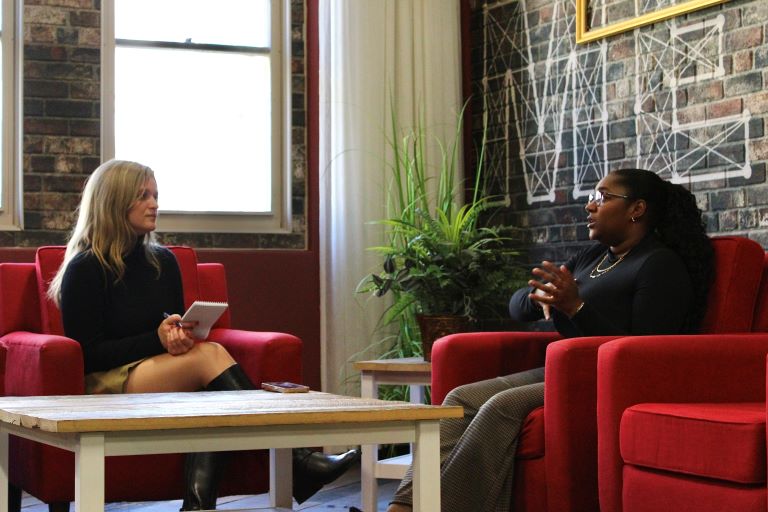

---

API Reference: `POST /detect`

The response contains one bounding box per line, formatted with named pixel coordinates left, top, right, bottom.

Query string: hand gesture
left=158, top=314, right=195, bottom=355
left=528, top=261, right=584, bottom=318
left=531, top=287, right=552, bottom=320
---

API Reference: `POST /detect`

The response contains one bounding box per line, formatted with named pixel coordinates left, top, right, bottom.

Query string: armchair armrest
left=596, top=333, right=768, bottom=512
left=543, top=335, right=620, bottom=512
left=430, top=331, right=561, bottom=404
left=2, top=331, right=84, bottom=396
left=209, top=328, right=302, bottom=385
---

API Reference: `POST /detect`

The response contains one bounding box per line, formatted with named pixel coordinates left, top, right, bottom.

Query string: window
left=102, top=0, right=291, bottom=233
left=0, top=0, right=21, bottom=231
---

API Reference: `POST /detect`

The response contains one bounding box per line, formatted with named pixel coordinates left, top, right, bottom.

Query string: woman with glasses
left=387, top=169, right=713, bottom=512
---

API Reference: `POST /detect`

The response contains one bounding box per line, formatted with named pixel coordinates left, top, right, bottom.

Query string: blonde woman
left=49, top=159, right=358, bottom=510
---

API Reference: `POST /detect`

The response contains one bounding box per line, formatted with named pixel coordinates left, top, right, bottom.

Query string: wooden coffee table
left=0, top=390, right=462, bottom=512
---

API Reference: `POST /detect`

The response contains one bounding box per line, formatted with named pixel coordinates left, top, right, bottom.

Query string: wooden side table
left=354, top=357, right=432, bottom=512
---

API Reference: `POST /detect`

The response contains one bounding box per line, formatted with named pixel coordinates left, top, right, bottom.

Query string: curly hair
left=612, top=169, right=714, bottom=332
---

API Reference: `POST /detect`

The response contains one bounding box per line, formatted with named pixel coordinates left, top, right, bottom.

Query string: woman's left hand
left=528, top=261, right=584, bottom=318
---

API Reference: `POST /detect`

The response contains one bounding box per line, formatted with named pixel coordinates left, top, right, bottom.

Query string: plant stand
left=354, top=357, right=432, bottom=512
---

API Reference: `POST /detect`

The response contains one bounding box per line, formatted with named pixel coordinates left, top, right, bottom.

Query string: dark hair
left=612, top=169, right=714, bottom=331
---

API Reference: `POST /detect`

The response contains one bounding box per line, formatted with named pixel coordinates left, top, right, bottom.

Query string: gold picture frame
left=576, top=0, right=729, bottom=43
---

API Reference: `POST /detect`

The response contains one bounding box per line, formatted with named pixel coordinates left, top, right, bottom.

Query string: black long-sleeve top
left=60, top=243, right=185, bottom=374
left=509, top=234, right=694, bottom=337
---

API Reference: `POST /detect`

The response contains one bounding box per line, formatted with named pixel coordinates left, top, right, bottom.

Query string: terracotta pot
left=416, top=314, right=471, bottom=361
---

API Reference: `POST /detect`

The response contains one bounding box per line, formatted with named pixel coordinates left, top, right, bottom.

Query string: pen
left=163, top=312, right=184, bottom=329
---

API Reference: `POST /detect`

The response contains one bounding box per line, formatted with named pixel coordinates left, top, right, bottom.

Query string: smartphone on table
left=261, top=381, right=310, bottom=393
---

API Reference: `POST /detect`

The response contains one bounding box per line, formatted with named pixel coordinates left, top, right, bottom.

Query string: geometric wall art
left=478, top=0, right=753, bottom=205
left=635, top=12, right=752, bottom=184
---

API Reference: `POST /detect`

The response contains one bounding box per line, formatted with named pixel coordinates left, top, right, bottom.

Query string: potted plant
left=359, top=109, right=527, bottom=361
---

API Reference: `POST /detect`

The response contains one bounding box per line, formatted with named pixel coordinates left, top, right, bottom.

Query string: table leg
left=408, top=384, right=424, bottom=476
left=360, top=371, right=379, bottom=512
left=270, top=448, right=293, bottom=509
left=412, top=420, right=440, bottom=512
left=0, top=427, right=8, bottom=512
left=75, top=433, right=105, bottom=512
left=409, top=384, right=424, bottom=405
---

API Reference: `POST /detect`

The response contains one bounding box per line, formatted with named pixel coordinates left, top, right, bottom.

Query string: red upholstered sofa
left=430, top=236, right=766, bottom=512
left=0, top=246, right=303, bottom=510
left=596, top=252, right=768, bottom=512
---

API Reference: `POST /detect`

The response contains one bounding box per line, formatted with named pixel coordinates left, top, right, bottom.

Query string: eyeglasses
left=587, top=190, right=630, bottom=206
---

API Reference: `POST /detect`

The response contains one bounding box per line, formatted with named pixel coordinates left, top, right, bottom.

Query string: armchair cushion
left=516, top=406, right=544, bottom=459
left=620, top=402, right=766, bottom=484
left=699, top=236, right=765, bottom=333
left=167, top=245, right=201, bottom=308
left=751, top=253, right=768, bottom=332
left=197, top=263, right=231, bottom=328
left=0, top=264, right=41, bottom=334
left=35, top=247, right=66, bottom=335
left=622, top=465, right=767, bottom=512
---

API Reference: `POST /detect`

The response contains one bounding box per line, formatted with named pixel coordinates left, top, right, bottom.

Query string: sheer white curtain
left=318, top=0, right=463, bottom=395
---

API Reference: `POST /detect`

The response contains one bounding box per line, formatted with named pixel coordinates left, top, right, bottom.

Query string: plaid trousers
left=391, top=366, right=545, bottom=512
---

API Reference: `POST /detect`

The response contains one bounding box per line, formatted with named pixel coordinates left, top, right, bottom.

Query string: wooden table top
left=353, top=357, right=431, bottom=373
left=0, top=391, right=462, bottom=433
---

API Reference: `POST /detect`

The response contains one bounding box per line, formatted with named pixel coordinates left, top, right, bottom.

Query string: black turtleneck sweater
left=509, top=234, right=695, bottom=337
left=60, top=244, right=185, bottom=374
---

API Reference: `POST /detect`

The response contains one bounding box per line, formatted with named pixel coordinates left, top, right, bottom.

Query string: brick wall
left=23, top=0, right=100, bottom=246
left=13, top=0, right=307, bottom=249
left=469, top=0, right=768, bottom=264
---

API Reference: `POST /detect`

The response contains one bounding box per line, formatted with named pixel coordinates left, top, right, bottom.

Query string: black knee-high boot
left=181, top=452, right=224, bottom=511
left=182, top=364, right=360, bottom=507
left=290, top=447, right=361, bottom=503
left=180, top=364, right=252, bottom=509
left=179, top=367, right=241, bottom=510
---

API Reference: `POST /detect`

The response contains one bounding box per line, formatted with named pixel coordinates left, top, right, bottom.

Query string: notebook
left=181, top=301, right=229, bottom=339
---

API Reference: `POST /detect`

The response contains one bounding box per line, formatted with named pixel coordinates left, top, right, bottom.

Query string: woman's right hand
left=158, top=314, right=195, bottom=355
left=531, top=287, right=552, bottom=320
left=528, top=261, right=583, bottom=318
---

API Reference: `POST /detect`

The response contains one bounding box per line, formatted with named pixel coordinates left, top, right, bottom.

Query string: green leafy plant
left=370, top=200, right=524, bottom=320
left=358, top=105, right=527, bottom=369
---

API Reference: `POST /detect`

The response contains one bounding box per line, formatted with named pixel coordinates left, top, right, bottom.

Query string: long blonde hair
left=47, top=159, right=161, bottom=305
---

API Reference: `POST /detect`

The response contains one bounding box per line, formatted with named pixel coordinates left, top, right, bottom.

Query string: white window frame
left=101, top=0, right=292, bottom=234
left=0, top=0, right=22, bottom=231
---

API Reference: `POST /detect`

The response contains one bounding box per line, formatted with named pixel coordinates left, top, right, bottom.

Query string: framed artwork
left=576, top=0, right=729, bottom=43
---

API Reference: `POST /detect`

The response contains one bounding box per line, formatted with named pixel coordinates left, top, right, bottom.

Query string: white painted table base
left=357, top=359, right=432, bottom=512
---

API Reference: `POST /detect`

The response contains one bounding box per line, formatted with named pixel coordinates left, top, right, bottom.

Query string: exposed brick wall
left=22, top=0, right=100, bottom=246
left=469, top=0, right=768, bottom=264
left=12, top=0, right=307, bottom=249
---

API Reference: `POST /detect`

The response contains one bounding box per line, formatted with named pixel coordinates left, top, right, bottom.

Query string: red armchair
left=596, top=252, right=768, bottom=512
left=0, top=246, right=303, bottom=510
left=429, top=236, right=765, bottom=512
